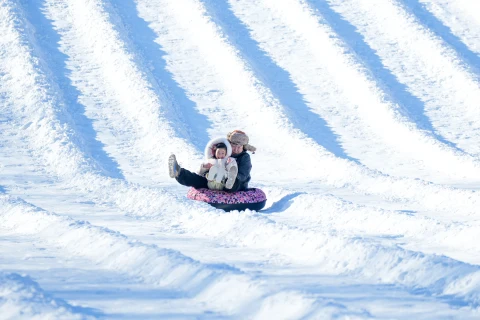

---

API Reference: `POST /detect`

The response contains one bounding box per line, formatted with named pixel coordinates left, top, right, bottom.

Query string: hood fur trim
left=204, top=137, right=232, bottom=160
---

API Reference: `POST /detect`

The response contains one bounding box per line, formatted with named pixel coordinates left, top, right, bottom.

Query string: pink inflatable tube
left=187, top=188, right=267, bottom=212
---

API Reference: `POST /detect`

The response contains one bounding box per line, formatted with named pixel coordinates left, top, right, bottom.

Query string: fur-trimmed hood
left=204, top=137, right=232, bottom=160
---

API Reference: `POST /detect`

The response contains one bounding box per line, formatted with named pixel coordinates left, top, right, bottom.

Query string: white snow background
left=1, top=0, right=480, bottom=319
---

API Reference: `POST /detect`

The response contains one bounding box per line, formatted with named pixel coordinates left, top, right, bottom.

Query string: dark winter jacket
left=230, top=151, right=252, bottom=191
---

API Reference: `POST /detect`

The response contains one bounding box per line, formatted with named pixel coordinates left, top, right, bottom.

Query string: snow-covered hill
left=1, top=0, right=479, bottom=318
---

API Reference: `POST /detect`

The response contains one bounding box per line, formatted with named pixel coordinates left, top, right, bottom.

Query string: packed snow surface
left=1, top=0, right=480, bottom=318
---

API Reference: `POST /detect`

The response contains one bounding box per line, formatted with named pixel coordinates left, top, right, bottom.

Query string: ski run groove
left=417, top=0, right=480, bottom=58
left=228, top=0, right=480, bottom=182
left=1, top=0, right=480, bottom=318
left=327, top=0, right=480, bottom=157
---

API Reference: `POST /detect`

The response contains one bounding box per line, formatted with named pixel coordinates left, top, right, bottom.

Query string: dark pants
left=176, top=168, right=208, bottom=189
left=176, top=168, right=243, bottom=192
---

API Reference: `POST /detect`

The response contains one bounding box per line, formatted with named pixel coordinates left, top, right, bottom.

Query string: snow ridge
left=0, top=272, right=94, bottom=320
left=1, top=194, right=371, bottom=318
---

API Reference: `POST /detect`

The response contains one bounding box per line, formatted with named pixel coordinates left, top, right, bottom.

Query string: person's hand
left=203, top=163, right=213, bottom=169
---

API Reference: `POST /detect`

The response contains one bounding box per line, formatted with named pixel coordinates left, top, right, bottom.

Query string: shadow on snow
left=111, top=0, right=211, bottom=151
left=261, top=192, right=305, bottom=213
left=400, top=0, right=480, bottom=77
left=5, top=273, right=104, bottom=318
left=21, top=0, right=125, bottom=180
left=201, top=0, right=356, bottom=162
left=51, top=287, right=185, bottom=301
left=309, top=0, right=465, bottom=152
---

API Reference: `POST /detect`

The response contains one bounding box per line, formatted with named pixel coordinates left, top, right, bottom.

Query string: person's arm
left=198, top=162, right=212, bottom=175
left=236, top=154, right=252, bottom=182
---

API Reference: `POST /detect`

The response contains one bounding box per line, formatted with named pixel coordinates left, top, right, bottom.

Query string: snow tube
left=187, top=187, right=267, bottom=212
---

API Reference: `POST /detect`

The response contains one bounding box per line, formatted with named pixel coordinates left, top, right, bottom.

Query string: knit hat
left=227, top=130, right=256, bottom=153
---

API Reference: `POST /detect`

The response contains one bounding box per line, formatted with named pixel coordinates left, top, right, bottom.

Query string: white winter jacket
left=198, top=137, right=238, bottom=190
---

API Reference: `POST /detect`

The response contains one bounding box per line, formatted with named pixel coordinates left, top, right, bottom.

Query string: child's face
left=215, top=148, right=227, bottom=159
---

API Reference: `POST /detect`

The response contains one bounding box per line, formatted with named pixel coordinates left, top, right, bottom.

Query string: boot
left=225, top=165, right=238, bottom=189
left=168, top=154, right=181, bottom=178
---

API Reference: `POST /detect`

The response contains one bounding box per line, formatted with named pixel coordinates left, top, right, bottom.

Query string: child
left=198, top=138, right=238, bottom=190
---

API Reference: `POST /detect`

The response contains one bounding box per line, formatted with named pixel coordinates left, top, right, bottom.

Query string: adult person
left=168, top=130, right=256, bottom=192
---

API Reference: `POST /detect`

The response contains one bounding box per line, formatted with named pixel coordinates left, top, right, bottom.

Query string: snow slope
left=1, top=0, right=479, bottom=318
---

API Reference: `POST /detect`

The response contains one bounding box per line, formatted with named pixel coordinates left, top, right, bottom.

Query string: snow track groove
left=228, top=0, right=480, bottom=183
left=38, top=0, right=201, bottom=184
left=135, top=0, right=340, bottom=181
left=327, top=0, right=480, bottom=157
left=0, top=0, right=210, bottom=218
left=415, top=0, right=480, bottom=58
left=0, top=0, right=110, bottom=179
left=199, top=0, right=351, bottom=161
